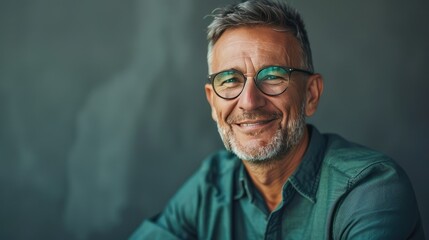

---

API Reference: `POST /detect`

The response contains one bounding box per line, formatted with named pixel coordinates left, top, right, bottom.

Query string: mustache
left=226, top=110, right=282, bottom=124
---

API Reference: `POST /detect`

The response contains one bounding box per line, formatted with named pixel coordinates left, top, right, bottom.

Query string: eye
left=213, top=70, right=244, bottom=89
left=257, top=66, right=289, bottom=85
left=261, top=75, right=282, bottom=80
left=221, top=78, right=239, bottom=85
left=259, top=75, right=287, bottom=85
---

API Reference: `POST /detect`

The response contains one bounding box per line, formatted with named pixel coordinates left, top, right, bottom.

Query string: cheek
left=212, top=100, right=236, bottom=123
left=289, top=84, right=306, bottom=106
left=276, top=94, right=304, bottom=125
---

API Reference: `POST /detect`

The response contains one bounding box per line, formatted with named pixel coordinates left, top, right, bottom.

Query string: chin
left=230, top=129, right=285, bottom=162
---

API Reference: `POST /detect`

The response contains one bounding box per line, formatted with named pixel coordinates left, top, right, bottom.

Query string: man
left=131, top=0, right=424, bottom=239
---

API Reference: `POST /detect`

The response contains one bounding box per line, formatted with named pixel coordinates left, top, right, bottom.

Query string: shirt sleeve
left=332, top=161, right=425, bottom=240
left=129, top=170, right=203, bottom=240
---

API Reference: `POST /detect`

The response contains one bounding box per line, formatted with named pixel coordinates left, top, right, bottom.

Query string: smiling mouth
left=236, top=119, right=275, bottom=127
left=232, top=119, right=278, bottom=137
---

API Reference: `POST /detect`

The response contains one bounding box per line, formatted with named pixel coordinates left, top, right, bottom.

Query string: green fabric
left=130, top=126, right=424, bottom=240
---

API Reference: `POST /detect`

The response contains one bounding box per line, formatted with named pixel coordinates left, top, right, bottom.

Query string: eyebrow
left=214, top=65, right=289, bottom=77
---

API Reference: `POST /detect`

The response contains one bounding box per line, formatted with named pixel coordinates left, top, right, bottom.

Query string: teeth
left=241, top=122, right=262, bottom=127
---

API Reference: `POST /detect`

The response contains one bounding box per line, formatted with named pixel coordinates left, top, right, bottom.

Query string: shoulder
left=194, top=150, right=241, bottom=195
left=171, top=150, right=240, bottom=197
left=322, top=133, right=403, bottom=184
left=199, top=150, right=241, bottom=177
left=166, top=150, right=241, bottom=206
left=321, top=134, right=423, bottom=239
left=134, top=150, right=241, bottom=240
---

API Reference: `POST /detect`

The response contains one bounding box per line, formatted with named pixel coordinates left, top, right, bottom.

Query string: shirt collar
left=234, top=163, right=250, bottom=200
left=288, top=125, right=326, bottom=203
left=233, top=125, right=326, bottom=203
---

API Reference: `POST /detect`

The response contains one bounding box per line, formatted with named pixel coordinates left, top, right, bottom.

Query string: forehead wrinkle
left=210, top=27, right=305, bottom=73
left=213, top=43, right=291, bottom=73
left=220, top=40, right=288, bottom=56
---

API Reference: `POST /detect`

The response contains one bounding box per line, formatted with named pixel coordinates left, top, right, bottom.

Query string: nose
left=237, top=77, right=267, bottom=111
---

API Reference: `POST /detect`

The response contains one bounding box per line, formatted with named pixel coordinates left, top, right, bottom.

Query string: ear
left=205, top=83, right=218, bottom=122
left=304, top=73, right=324, bottom=117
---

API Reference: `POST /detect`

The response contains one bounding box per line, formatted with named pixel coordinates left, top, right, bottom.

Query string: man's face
left=205, top=26, right=310, bottom=163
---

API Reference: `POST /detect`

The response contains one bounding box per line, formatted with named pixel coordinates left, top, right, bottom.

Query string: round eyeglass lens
left=213, top=70, right=245, bottom=99
left=256, top=66, right=290, bottom=95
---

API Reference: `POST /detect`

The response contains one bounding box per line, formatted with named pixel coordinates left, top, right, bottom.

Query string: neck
left=242, top=126, right=310, bottom=212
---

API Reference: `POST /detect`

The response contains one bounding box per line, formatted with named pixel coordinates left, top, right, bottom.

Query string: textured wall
left=0, top=0, right=427, bottom=239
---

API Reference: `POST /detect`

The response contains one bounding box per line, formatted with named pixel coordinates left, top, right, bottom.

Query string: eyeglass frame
left=207, top=65, right=313, bottom=100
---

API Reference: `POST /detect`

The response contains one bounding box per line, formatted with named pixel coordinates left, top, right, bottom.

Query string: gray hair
left=206, top=0, right=314, bottom=73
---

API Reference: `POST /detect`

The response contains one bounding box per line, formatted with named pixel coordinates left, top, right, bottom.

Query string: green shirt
left=131, top=126, right=424, bottom=239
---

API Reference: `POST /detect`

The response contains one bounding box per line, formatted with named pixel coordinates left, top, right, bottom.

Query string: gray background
left=0, top=0, right=428, bottom=239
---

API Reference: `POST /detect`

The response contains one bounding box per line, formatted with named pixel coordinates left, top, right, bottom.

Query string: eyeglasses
left=208, top=65, right=313, bottom=100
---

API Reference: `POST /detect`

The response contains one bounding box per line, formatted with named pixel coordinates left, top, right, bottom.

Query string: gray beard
left=216, top=102, right=306, bottom=163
